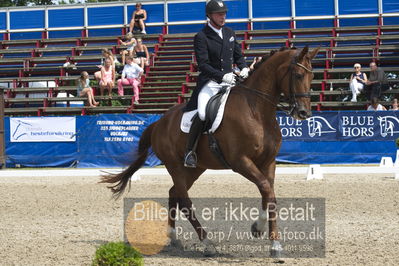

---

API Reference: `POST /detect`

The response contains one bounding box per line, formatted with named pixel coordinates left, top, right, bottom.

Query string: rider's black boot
left=184, top=115, right=205, bottom=168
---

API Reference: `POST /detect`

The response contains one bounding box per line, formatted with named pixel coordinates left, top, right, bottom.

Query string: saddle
left=204, top=86, right=228, bottom=131
left=202, top=86, right=231, bottom=168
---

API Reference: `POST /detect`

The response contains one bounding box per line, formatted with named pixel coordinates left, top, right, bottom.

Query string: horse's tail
left=100, top=122, right=156, bottom=199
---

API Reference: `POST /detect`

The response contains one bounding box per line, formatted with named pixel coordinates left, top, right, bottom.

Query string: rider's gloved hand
left=239, top=67, right=250, bottom=79
left=222, top=72, right=236, bottom=85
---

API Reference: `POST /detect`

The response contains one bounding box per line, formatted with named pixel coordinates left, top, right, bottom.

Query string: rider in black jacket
left=184, top=0, right=249, bottom=168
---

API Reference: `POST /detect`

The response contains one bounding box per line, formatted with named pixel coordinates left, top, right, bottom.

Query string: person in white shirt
left=367, top=97, right=387, bottom=111
left=117, top=56, right=143, bottom=104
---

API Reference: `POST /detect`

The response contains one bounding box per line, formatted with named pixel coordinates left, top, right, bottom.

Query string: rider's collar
left=208, top=23, right=223, bottom=39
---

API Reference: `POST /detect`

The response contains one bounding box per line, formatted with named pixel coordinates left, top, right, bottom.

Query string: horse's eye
left=295, top=73, right=304, bottom=79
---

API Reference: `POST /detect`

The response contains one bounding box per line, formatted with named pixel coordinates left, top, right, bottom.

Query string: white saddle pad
left=180, top=88, right=231, bottom=133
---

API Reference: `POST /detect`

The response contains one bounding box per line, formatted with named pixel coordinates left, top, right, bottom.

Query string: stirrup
left=184, top=151, right=197, bottom=168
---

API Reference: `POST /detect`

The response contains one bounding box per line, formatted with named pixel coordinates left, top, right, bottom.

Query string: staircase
left=135, top=34, right=195, bottom=112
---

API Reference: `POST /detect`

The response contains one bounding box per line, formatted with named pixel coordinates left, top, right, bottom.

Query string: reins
left=234, top=56, right=313, bottom=116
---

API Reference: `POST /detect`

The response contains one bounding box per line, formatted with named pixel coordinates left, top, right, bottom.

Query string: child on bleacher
left=120, top=32, right=137, bottom=65
left=94, top=49, right=120, bottom=82
left=100, top=58, right=116, bottom=98
left=77, top=71, right=99, bottom=107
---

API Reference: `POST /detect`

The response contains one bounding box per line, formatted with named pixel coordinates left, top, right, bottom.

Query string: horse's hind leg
left=167, top=168, right=203, bottom=238
left=235, top=158, right=282, bottom=258
left=165, top=165, right=215, bottom=255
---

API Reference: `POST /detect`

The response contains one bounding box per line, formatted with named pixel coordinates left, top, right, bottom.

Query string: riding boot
left=184, top=115, right=205, bottom=168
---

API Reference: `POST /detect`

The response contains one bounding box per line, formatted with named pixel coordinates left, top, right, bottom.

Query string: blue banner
left=76, top=114, right=162, bottom=168
left=4, top=111, right=399, bottom=168
left=278, top=111, right=399, bottom=142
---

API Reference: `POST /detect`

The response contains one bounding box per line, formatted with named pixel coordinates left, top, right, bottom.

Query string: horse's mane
left=234, top=46, right=298, bottom=115
left=247, top=46, right=297, bottom=79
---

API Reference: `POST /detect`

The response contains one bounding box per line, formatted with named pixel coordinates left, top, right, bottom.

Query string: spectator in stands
left=95, top=49, right=120, bottom=82
left=99, top=58, right=115, bottom=98
left=367, top=97, right=387, bottom=111
left=134, top=38, right=150, bottom=69
left=365, top=62, right=389, bottom=100
left=249, top=56, right=262, bottom=71
left=390, top=98, right=398, bottom=110
left=117, top=56, right=143, bottom=104
left=120, top=32, right=137, bottom=65
left=129, top=2, right=147, bottom=34
left=77, top=71, right=99, bottom=107
left=183, top=0, right=249, bottom=168
left=349, top=63, right=367, bottom=102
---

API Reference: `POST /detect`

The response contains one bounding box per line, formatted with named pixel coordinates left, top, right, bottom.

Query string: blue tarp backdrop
left=4, top=111, right=399, bottom=168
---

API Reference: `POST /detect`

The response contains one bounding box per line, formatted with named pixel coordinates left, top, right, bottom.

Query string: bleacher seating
left=1, top=24, right=399, bottom=116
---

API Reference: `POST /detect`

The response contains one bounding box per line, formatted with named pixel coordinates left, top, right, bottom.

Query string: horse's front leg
left=254, top=161, right=282, bottom=258
left=235, top=158, right=282, bottom=258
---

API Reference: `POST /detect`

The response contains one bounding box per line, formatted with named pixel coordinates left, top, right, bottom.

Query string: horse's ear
left=308, top=46, right=320, bottom=60
left=297, top=46, right=309, bottom=62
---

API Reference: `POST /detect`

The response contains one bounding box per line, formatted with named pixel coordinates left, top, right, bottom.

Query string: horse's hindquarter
left=151, top=104, right=187, bottom=163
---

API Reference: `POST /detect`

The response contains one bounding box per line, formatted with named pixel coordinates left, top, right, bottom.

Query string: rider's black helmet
left=206, top=0, right=228, bottom=15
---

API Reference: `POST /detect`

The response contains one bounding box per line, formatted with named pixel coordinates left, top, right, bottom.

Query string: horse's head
left=277, top=46, right=319, bottom=120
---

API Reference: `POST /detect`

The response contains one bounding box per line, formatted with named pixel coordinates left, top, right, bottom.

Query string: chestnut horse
left=101, top=46, right=319, bottom=257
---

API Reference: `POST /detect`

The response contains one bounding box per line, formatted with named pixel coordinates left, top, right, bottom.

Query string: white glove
left=222, top=72, right=236, bottom=85
left=239, top=67, right=250, bottom=79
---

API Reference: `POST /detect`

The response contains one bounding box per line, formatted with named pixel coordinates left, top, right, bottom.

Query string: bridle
left=283, top=54, right=313, bottom=116
left=235, top=51, right=313, bottom=116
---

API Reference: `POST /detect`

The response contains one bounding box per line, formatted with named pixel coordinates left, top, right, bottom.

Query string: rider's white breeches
left=197, top=80, right=230, bottom=121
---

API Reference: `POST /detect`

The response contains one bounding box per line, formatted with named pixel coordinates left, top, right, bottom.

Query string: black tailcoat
left=184, top=24, right=247, bottom=111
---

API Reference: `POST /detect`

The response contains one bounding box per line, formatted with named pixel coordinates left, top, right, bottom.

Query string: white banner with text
left=10, top=117, right=76, bottom=142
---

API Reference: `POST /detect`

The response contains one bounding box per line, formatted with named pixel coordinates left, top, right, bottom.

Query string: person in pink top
left=117, top=56, right=143, bottom=104
left=100, top=58, right=115, bottom=97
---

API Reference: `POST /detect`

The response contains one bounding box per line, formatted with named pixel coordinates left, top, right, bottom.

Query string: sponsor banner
left=76, top=114, right=162, bottom=167
left=10, top=117, right=76, bottom=142
left=278, top=111, right=399, bottom=141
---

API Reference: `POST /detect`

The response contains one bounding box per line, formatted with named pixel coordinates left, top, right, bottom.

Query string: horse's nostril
left=299, top=110, right=308, bottom=117
left=298, top=109, right=311, bottom=119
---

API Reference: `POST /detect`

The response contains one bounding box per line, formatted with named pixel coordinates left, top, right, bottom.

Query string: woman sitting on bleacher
left=94, top=49, right=120, bottom=82
left=133, top=38, right=149, bottom=69
left=117, top=56, right=143, bottom=104
left=349, top=63, right=368, bottom=102
left=77, top=71, right=99, bottom=107
left=99, top=58, right=115, bottom=98
left=129, top=2, right=147, bottom=34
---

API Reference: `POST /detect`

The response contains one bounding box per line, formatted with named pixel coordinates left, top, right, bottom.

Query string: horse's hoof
left=167, top=238, right=182, bottom=247
left=251, top=222, right=263, bottom=238
left=202, top=239, right=217, bottom=257
left=270, top=240, right=283, bottom=259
